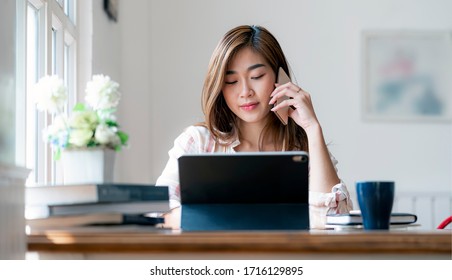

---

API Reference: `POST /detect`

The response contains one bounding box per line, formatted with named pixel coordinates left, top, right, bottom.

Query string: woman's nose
left=239, top=81, right=254, bottom=98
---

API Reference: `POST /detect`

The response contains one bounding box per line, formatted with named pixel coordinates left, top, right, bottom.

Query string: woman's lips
left=240, top=102, right=259, bottom=111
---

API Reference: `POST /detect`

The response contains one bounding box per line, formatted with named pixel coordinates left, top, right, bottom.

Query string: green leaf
left=105, top=120, right=118, bottom=127
left=87, top=139, right=97, bottom=147
left=73, top=103, right=86, bottom=112
left=117, top=131, right=129, bottom=145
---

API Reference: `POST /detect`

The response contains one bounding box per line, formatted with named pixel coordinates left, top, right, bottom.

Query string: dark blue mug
left=356, top=181, right=395, bottom=230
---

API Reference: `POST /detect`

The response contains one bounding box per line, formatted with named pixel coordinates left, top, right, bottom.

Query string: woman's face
left=222, top=47, right=276, bottom=125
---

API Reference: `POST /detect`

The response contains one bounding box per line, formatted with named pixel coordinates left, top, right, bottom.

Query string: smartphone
left=274, top=67, right=290, bottom=125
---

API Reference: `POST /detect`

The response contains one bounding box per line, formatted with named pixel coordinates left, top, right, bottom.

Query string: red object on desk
left=437, top=216, right=452, bottom=229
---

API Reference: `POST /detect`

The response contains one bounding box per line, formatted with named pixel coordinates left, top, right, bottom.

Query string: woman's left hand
left=269, top=82, right=319, bottom=130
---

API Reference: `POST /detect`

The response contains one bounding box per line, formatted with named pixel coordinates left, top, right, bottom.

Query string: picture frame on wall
left=361, top=30, right=452, bottom=122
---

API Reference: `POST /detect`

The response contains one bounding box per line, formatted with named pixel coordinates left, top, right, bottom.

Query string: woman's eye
left=225, top=81, right=237, bottom=85
left=251, top=74, right=265, bottom=80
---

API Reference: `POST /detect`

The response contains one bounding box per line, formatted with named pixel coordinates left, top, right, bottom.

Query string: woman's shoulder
left=183, top=124, right=211, bottom=138
left=174, top=124, right=215, bottom=153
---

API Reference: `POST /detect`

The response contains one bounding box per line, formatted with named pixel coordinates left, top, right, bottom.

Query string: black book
left=26, top=200, right=171, bottom=219
left=49, top=200, right=170, bottom=216
left=26, top=183, right=169, bottom=205
left=326, top=211, right=418, bottom=225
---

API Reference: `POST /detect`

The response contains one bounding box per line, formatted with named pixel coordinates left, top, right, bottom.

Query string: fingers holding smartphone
left=271, top=79, right=320, bottom=130
left=272, top=67, right=290, bottom=125
left=270, top=68, right=317, bottom=129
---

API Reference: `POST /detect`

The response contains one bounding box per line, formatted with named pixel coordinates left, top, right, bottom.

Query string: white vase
left=62, top=148, right=115, bottom=184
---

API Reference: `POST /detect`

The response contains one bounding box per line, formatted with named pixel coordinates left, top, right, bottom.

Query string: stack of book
left=25, top=183, right=171, bottom=229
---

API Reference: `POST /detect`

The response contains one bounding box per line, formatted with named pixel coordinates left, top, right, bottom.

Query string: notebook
left=178, top=151, right=310, bottom=231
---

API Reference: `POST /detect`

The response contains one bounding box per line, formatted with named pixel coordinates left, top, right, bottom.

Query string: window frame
left=22, top=0, right=79, bottom=185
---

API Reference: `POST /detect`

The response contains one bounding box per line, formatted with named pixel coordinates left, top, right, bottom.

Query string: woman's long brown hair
left=201, top=25, right=308, bottom=152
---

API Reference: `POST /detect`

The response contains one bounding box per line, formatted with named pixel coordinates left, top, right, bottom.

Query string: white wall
left=116, top=0, right=452, bottom=203
left=91, top=0, right=121, bottom=81
left=117, top=0, right=154, bottom=183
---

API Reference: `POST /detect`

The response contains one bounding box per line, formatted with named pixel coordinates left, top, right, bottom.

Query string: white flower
left=68, top=129, right=93, bottom=147
left=97, top=110, right=117, bottom=123
left=85, top=74, right=120, bottom=110
left=33, top=75, right=67, bottom=113
left=68, top=111, right=98, bottom=130
left=44, top=115, right=67, bottom=138
left=33, top=73, right=128, bottom=158
left=95, top=124, right=120, bottom=146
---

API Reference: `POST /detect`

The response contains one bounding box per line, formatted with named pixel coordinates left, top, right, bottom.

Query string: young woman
left=156, top=25, right=353, bottom=229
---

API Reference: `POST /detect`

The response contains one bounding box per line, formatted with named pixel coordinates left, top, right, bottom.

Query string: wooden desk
left=27, top=227, right=451, bottom=260
left=27, top=207, right=451, bottom=260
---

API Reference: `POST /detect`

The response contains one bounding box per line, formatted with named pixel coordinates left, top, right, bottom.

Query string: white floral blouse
left=156, top=125, right=353, bottom=229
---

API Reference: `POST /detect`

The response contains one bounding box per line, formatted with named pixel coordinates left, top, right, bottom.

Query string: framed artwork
left=362, top=31, right=452, bottom=121
left=104, top=0, right=118, bottom=22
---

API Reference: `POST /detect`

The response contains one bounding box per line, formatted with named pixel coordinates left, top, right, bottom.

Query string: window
left=24, top=0, right=78, bottom=185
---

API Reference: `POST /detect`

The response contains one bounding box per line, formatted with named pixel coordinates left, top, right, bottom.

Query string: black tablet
left=178, top=151, right=310, bottom=231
